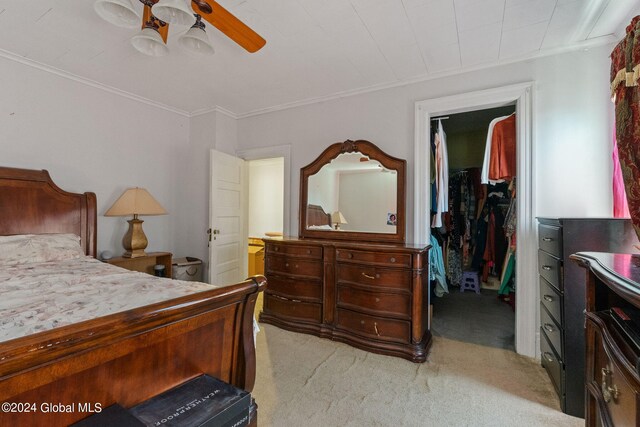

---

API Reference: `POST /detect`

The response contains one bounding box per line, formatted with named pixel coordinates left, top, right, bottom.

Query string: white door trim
left=236, top=145, right=292, bottom=237
left=413, top=82, right=537, bottom=358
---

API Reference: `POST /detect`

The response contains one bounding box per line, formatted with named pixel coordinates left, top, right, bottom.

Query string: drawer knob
left=602, top=368, right=620, bottom=403
left=362, top=272, right=375, bottom=280
left=390, top=257, right=396, bottom=263
left=542, top=265, right=552, bottom=271
left=542, top=237, right=553, bottom=242
left=360, top=320, right=365, bottom=325
left=275, top=247, right=279, bottom=251
left=543, top=323, right=555, bottom=333
left=542, top=352, right=554, bottom=363
left=285, top=263, right=289, bottom=267
left=375, top=297, right=380, bottom=303
left=348, top=253, right=353, bottom=259
left=307, top=250, right=311, bottom=254
left=543, top=295, right=554, bottom=302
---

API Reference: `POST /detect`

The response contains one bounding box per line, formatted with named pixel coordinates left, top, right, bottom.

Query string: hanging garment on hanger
left=481, top=115, right=511, bottom=184
left=489, top=114, right=516, bottom=181
left=431, top=119, right=449, bottom=228
left=429, top=234, right=448, bottom=297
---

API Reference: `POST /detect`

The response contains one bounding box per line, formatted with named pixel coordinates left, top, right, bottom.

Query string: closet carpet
left=431, top=289, right=516, bottom=351
left=252, top=324, right=581, bottom=427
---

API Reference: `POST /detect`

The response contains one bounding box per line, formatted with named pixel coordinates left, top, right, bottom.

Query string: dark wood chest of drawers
left=259, top=238, right=431, bottom=362
left=573, top=252, right=640, bottom=426
left=537, top=218, right=638, bottom=417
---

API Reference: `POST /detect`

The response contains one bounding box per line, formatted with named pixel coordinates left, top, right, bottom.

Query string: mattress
left=0, top=256, right=220, bottom=343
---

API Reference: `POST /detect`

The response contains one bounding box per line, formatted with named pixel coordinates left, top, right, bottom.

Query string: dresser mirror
left=300, top=139, right=406, bottom=243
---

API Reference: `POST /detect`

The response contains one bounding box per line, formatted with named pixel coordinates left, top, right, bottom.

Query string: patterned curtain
left=611, top=16, right=640, bottom=239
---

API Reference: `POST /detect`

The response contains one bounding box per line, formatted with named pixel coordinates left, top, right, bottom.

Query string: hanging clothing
left=489, top=114, right=516, bottom=181
left=429, top=235, right=448, bottom=297
left=610, top=15, right=640, bottom=238
left=431, top=120, right=449, bottom=228
left=498, top=248, right=515, bottom=295
left=480, top=115, right=511, bottom=184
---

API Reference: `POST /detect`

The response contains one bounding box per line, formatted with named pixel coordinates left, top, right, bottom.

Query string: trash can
left=172, top=257, right=203, bottom=282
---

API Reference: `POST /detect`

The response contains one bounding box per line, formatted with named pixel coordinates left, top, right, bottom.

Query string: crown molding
left=0, top=48, right=191, bottom=117
left=234, top=35, right=618, bottom=119
left=191, top=105, right=239, bottom=119
left=0, top=33, right=619, bottom=121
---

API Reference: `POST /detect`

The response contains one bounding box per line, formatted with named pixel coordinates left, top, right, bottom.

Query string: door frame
left=235, top=144, right=292, bottom=237
left=413, top=82, right=537, bottom=358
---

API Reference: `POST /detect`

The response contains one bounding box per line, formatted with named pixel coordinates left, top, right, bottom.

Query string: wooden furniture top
left=0, top=166, right=97, bottom=257
left=299, top=139, right=406, bottom=244
left=265, top=236, right=429, bottom=252
left=570, top=252, right=640, bottom=308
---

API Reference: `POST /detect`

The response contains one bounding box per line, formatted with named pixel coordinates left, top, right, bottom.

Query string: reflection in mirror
left=307, top=152, right=397, bottom=234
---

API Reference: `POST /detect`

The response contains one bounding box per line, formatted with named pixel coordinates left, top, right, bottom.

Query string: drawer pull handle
left=374, top=322, right=380, bottom=336
left=543, top=295, right=554, bottom=302
left=542, top=237, right=553, bottom=242
left=542, top=265, right=552, bottom=271
left=375, top=297, right=380, bottom=303
left=602, top=368, right=620, bottom=403
left=362, top=272, right=375, bottom=280
left=543, top=323, right=555, bottom=333
left=542, top=352, right=555, bottom=363
left=273, top=294, right=289, bottom=301
left=390, top=257, right=396, bottom=263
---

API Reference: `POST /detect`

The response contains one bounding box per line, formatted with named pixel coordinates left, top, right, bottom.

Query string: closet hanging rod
left=431, top=116, right=449, bottom=121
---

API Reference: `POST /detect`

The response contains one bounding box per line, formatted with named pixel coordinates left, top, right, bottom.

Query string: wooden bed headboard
left=306, top=204, right=331, bottom=227
left=0, top=167, right=97, bottom=257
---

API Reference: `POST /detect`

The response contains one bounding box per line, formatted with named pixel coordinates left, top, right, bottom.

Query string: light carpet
left=252, top=324, right=582, bottom=426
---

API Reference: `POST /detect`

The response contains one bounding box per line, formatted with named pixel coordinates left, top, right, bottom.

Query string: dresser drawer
left=541, top=303, right=563, bottom=358
left=266, top=256, right=323, bottom=278
left=538, top=224, right=562, bottom=258
left=266, top=275, right=322, bottom=302
left=336, top=263, right=411, bottom=290
left=541, top=328, right=564, bottom=398
left=266, top=242, right=322, bottom=259
left=538, top=249, right=562, bottom=290
left=539, top=276, right=562, bottom=326
left=337, top=285, right=411, bottom=319
left=336, top=249, right=411, bottom=268
left=336, top=308, right=410, bottom=344
left=592, top=318, right=639, bottom=427
left=263, top=293, right=321, bottom=323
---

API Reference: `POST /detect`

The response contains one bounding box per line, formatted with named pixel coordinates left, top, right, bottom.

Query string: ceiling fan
left=94, top=0, right=266, bottom=56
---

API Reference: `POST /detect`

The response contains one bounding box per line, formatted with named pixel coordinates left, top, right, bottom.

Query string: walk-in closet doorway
left=414, top=83, right=537, bottom=358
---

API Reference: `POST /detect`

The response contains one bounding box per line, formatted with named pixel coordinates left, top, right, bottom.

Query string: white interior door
left=209, top=149, right=247, bottom=285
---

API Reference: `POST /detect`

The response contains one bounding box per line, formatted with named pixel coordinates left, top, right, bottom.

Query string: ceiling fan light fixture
left=131, top=27, right=169, bottom=57
left=151, top=0, right=196, bottom=26
left=178, top=16, right=214, bottom=55
left=94, top=0, right=140, bottom=28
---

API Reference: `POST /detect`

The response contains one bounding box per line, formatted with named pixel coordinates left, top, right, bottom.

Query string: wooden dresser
left=572, top=252, right=640, bottom=426
left=259, top=238, right=431, bottom=362
left=537, top=218, right=637, bottom=417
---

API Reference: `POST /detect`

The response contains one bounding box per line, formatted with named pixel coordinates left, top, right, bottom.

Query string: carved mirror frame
left=299, top=139, right=406, bottom=244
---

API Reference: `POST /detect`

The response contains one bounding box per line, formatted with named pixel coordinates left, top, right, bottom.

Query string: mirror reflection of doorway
left=247, top=157, right=285, bottom=315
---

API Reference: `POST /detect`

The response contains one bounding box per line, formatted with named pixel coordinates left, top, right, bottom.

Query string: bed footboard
left=0, top=276, right=266, bottom=427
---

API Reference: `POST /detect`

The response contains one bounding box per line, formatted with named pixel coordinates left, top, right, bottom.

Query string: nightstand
left=106, top=252, right=173, bottom=277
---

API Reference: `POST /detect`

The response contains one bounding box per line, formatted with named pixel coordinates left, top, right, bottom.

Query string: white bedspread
left=0, top=257, right=221, bottom=344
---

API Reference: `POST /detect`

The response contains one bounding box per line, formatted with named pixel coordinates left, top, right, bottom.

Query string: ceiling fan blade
left=142, top=3, right=169, bottom=43
left=192, top=0, right=266, bottom=53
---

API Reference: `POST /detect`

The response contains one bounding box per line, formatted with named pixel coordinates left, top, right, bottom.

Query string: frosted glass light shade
left=94, top=0, right=140, bottom=28
left=179, top=26, right=214, bottom=55
left=131, top=28, right=170, bottom=57
left=152, top=0, right=196, bottom=26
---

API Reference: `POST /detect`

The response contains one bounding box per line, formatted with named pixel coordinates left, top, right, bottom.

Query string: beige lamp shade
left=331, top=211, right=347, bottom=230
left=105, top=188, right=167, bottom=217
left=105, top=188, right=167, bottom=258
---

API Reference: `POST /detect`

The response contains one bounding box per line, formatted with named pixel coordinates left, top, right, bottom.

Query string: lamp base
left=122, top=218, right=148, bottom=258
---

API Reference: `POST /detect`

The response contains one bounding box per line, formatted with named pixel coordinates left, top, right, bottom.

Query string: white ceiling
left=0, top=0, right=637, bottom=117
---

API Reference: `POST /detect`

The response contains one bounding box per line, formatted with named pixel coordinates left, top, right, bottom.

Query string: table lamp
left=331, top=211, right=348, bottom=230
left=105, top=187, right=167, bottom=258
